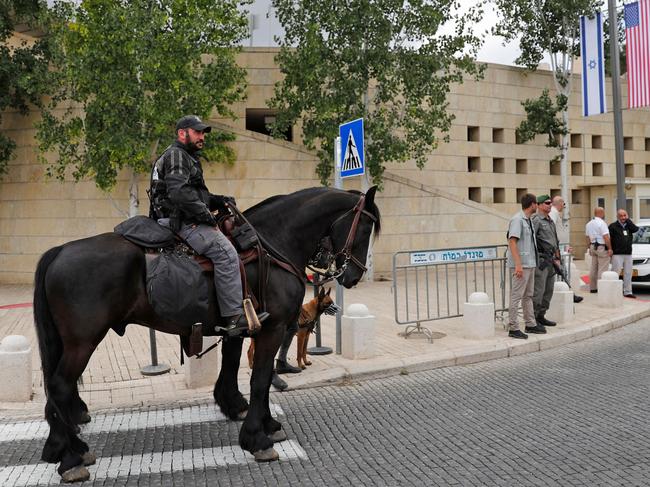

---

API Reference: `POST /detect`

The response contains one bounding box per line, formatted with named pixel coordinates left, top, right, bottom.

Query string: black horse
left=33, top=186, right=380, bottom=482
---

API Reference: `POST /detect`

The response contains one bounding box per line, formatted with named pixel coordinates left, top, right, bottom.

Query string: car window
left=633, top=226, right=650, bottom=244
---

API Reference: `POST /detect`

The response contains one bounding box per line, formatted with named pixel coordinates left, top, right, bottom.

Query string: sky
left=476, top=10, right=522, bottom=66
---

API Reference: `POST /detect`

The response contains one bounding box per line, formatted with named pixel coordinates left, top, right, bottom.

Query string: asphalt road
left=1, top=318, right=649, bottom=486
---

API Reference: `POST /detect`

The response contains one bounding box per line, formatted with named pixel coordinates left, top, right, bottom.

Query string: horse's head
left=329, top=186, right=381, bottom=288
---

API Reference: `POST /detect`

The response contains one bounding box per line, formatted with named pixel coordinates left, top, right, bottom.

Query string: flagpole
left=608, top=0, right=626, bottom=211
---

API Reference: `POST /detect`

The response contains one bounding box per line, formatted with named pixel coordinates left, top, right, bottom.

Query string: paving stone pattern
left=1, top=320, right=649, bottom=486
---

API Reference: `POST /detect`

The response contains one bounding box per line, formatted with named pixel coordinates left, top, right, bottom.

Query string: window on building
left=469, top=187, right=481, bottom=202
left=493, top=188, right=505, bottom=203
left=572, top=189, right=584, bottom=204
left=593, top=162, right=603, bottom=176
left=467, top=126, right=480, bottom=142
left=640, top=198, right=650, bottom=218
left=516, top=188, right=527, bottom=202
left=516, top=159, right=527, bottom=174
left=625, top=163, right=634, bottom=177
left=550, top=189, right=561, bottom=198
left=624, top=136, right=634, bottom=150
left=646, top=138, right=650, bottom=151
left=571, top=133, right=582, bottom=148
left=625, top=199, right=634, bottom=218
left=245, top=109, right=292, bottom=141
left=571, top=161, right=582, bottom=176
left=550, top=160, right=561, bottom=175
left=597, top=197, right=605, bottom=210
left=492, top=128, right=504, bottom=143
left=493, top=157, right=505, bottom=173
left=592, top=135, right=602, bottom=149
left=468, top=157, right=480, bottom=172
left=646, top=164, right=650, bottom=178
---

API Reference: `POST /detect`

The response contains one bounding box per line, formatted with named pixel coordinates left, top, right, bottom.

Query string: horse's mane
left=244, top=186, right=381, bottom=235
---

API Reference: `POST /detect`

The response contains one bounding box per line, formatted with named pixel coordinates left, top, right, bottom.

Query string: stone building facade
left=1, top=42, right=650, bottom=284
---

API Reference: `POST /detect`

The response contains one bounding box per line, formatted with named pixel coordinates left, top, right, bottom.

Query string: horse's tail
left=33, top=246, right=64, bottom=391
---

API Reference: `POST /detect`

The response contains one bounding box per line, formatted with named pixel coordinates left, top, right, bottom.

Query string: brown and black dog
left=295, top=287, right=336, bottom=368
left=247, top=287, right=338, bottom=369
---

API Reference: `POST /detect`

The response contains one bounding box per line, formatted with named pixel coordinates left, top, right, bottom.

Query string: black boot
left=215, top=311, right=270, bottom=336
left=276, top=359, right=302, bottom=374
left=536, top=314, right=556, bottom=327
left=271, top=372, right=288, bottom=391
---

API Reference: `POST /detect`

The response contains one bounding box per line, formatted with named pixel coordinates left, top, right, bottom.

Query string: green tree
left=493, top=0, right=603, bottom=224
left=0, top=0, right=50, bottom=177
left=37, top=0, right=249, bottom=216
left=269, top=0, right=484, bottom=186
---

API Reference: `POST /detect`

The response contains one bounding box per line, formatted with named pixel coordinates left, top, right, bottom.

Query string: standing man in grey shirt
left=506, top=193, right=538, bottom=339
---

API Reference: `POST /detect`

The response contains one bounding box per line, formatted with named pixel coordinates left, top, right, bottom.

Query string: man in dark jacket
left=150, top=115, right=268, bottom=334
left=609, top=208, right=639, bottom=298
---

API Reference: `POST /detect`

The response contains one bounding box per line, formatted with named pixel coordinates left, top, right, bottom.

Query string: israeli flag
left=580, top=12, right=607, bottom=116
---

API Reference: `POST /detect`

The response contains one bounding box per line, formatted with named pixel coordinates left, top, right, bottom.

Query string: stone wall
left=3, top=46, right=650, bottom=283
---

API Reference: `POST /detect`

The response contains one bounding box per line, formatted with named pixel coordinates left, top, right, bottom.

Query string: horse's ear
left=318, top=287, right=325, bottom=298
left=365, top=185, right=377, bottom=206
left=326, top=287, right=331, bottom=296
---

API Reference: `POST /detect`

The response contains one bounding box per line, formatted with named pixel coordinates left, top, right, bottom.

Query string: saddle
left=115, top=213, right=304, bottom=358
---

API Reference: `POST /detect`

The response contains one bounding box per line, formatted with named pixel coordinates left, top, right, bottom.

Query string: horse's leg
left=43, top=344, right=96, bottom=481
left=239, top=323, right=284, bottom=460
left=214, top=336, right=248, bottom=420
left=71, top=384, right=91, bottom=425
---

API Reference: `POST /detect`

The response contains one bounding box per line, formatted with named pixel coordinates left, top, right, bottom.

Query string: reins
left=308, top=193, right=377, bottom=284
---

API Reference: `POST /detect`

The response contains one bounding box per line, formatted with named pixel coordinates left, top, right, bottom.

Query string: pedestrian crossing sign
left=339, top=118, right=365, bottom=178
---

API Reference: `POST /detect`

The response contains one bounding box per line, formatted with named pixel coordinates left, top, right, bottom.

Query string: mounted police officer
left=149, top=115, right=268, bottom=335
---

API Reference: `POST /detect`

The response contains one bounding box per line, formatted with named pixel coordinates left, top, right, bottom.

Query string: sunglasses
left=542, top=201, right=552, bottom=205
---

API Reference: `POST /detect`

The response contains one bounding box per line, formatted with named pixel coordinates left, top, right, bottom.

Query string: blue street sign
left=339, top=118, right=365, bottom=178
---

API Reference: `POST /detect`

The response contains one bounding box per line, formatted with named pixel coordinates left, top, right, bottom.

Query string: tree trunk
left=129, top=168, right=139, bottom=218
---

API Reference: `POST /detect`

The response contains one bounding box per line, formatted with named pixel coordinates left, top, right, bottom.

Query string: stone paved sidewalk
left=1, top=266, right=649, bottom=420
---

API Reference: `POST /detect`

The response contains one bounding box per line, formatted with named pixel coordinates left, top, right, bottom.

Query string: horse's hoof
left=305, top=361, right=312, bottom=366
left=236, top=409, right=248, bottom=420
left=82, top=451, right=96, bottom=466
left=253, top=447, right=279, bottom=462
left=61, top=465, right=90, bottom=483
left=78, top=411, right=92, bottom=424
left=268, top=430, right=287, bottom=443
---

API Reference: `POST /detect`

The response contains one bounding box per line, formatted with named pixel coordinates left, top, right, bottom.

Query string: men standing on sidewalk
left=609, top=209, right=639, bottom=298
left=585, top=207, right=612, bottom=293
left=550, top=196, right=583, bottom=303
left=506, top=193, right=538, bottom=339
left=531, top=194, right=558, bottom=332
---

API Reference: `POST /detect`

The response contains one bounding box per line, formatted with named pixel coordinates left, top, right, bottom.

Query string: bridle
left=308, top=193, right=377, bottom=282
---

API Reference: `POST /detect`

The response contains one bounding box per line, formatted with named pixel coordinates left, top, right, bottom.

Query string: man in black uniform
left=149, top=115, right=268, bottom=335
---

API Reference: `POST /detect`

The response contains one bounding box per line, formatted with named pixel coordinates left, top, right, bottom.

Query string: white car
left=632, top=219, right=650, bottom=288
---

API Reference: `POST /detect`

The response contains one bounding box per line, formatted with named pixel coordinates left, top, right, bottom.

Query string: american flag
left=625, top=0, right=650, bottom=108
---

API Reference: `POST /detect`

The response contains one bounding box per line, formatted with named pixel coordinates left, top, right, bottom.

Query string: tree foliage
left=269, top=0, right=484, bottom=186
left=37, top=0, right=250, bottom=192
left=0, top=0, right=50, bottom=177
left=493, top=0, right=602, bottom=161
left=516, top=88, right=568, bottom=160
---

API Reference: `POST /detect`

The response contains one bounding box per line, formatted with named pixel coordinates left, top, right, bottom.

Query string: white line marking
left=0, top=403, right=284, bottom=442
left=0, top=440, right=308, bottom=487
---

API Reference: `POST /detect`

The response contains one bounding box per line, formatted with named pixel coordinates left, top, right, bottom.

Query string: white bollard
left=184, top=336, right=220, bottom=388
left=584, top=251, right=591, bottom=270
left=597, top=271, right=623, bottom=308
left=461, top=292, right=495, bottom=339
left=546, top=281, right=573, bottom=324
left=341, top=303, right=375, bottom=359
left=570, top=262, right=583, bottom=290
left=0, top=335, right=32, bottom=402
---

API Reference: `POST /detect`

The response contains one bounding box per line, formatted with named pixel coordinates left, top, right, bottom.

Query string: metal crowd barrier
left=392, top=245, right=509, bottom=341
